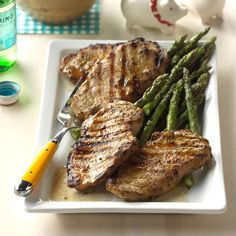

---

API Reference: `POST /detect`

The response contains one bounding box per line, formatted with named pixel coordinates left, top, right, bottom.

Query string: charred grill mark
left=85, top=122, right=129, bottom=134
left=120, top=44, right=127, bottom=99
left=109, top=52, right=115, bottom=101
left=118, top=75, right=125, bottom=87
left=82, top=130, right=125, bottom=139
left=76, top=132, right=131, bottom=150
left=74, top=143, right=117, bottom=156
left=194, top=153, right=209, bottom=159
left=133, top=76, right=142, bottom=97
left=73, top=144, right=135, bottom=161
left=96, top=62, right=102, bottom=97
left=86, top=127, right=127, bottom=136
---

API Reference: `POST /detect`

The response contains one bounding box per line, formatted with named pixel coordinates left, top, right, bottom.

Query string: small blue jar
left=0, top=81, right=21, bottom=105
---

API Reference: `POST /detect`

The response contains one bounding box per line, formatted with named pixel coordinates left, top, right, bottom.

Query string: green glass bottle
left=0, top=0, right=16, bottom=72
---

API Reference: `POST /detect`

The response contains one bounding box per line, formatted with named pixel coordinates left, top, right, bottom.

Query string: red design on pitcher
left=150, top=0, right=174, bottom=27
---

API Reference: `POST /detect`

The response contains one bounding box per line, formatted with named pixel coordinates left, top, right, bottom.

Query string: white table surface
left=1, top=0, right=236, bottom=235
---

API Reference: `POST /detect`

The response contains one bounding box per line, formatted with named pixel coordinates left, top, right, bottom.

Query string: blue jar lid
left=0, top=81, right=21, bottom=105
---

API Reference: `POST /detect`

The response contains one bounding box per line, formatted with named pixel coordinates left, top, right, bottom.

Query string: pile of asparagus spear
left=135, top=27, right=216, bottom=148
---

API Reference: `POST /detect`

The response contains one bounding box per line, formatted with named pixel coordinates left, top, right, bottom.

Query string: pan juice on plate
left=0, top=0, right=17, bottom=72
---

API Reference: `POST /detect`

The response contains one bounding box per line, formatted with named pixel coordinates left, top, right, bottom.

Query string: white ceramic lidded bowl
left=17, top=0, right=96, bottom=24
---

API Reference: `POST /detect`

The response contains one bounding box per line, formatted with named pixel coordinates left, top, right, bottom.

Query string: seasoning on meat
left=60, top=43, right=115, bottom=83
left=67, top=101, right=144, bottom=190
left=106, top=130, right=212, bottom=201
left=69, top=38, right=168, bottom=123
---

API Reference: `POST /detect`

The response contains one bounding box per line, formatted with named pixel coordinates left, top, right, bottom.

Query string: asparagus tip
left=205, top=26, right=211, bottom=33
left=183, top=174, right=194, bottom=189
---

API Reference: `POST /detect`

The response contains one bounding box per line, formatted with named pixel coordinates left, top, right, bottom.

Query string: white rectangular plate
left=25, top=39, right=226, bottom=213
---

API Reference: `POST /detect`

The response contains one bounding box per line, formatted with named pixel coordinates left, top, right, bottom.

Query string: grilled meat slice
left=60, top=43, right=115, bottom=82
left=106, top=130, right=212, bottom=201
left=67, top=101, right=144, bottom=190
left=70, top=38, right=168, bottom=122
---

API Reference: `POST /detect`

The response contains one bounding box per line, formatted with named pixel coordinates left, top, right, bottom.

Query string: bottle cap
left=0, top=81, right=21, bottom=105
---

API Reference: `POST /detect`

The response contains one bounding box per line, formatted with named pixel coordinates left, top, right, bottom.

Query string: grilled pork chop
left=70, top=38, right=168, bottom=122
left=67, top=101, right=144, bottom=190
left=106, top=130, right=212, bottom=201
left=60, top=43, right=115, bottom=82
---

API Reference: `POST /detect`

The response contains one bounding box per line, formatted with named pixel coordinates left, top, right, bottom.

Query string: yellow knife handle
left=14, top=141, right=58, bottom=196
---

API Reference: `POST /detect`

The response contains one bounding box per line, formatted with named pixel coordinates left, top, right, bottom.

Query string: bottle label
left=0, top=4, right=16, bottom=51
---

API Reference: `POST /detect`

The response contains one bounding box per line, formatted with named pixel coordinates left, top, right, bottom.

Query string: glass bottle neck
left=0, top=1, right=15, bottom=8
